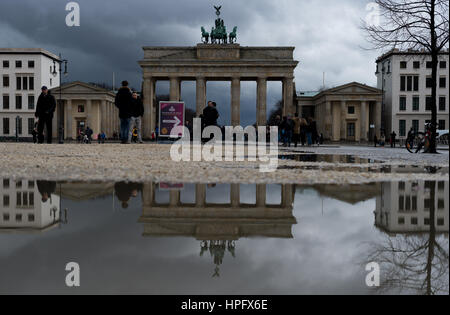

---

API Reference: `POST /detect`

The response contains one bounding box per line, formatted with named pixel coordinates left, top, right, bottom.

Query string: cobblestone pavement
left=0, top=143, right=448, bottom=184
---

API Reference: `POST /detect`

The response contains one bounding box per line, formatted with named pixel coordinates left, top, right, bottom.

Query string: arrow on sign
left=163, top=116, right=181, bottom=127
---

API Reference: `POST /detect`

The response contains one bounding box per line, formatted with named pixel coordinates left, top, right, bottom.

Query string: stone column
left=375, top=101, right=382, bottom=138
left=325, top=101, right=332, bottom=139
left=231, top=184, right=240, bottom=207
left=231, top=77, right=241, bottom=126
left=142, top=183, right=154, bottom=207
left=282, top=77, right=294, bottom=117
left=256, top=184, right=266, bottom=207
left=101, top=100, right=107, bottom=133
left=169, top=190, right=180, bottom=207
left=66, top=99, right=72, bottom=140
left=170, top=77, right=181, bottom=101
left=257, top=77, right=267, bottom=126
left=143, top=77, right=156, bottom=139
left=340, top=101, right=346, bottom=140
left=282, top=184, right=293, bottom=207
left=196, top=77, right=206, bottom=117
left=86, top=99, right=93, bottom=129
left=360, top=101, right=367, bottom=141
left=196, top=184, right=206, bottom=207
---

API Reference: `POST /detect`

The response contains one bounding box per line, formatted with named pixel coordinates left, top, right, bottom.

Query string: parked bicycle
left=406, top=123, right=433, bottom=153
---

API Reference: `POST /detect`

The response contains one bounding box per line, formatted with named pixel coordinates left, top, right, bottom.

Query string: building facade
left=0, top=48, right=60, bottom=140
left=376, top=49, right=450, bottom=139
left=296, top=82, right=383, bottom=142
left=50, top=81, right=117, bottom=139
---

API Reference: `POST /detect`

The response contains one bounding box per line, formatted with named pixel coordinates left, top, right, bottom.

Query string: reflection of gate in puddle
left=139, top=183, right=297, bottom=277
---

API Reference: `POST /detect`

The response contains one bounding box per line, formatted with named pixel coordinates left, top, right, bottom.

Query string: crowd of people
left=271, top=114, right=322, bottom=147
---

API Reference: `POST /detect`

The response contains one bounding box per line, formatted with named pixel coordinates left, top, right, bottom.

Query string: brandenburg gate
left=138, top=7, right=298, bottom=138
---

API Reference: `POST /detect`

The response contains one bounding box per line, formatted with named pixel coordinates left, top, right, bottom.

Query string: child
left=31, top=120, right=39, bottom=143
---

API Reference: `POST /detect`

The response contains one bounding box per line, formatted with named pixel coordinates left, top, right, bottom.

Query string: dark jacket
left=130, top=97, right=144, bottom=118
left=203, top=106, right=219, bottom=126
left=115, top=87, right=132, bottom=119
left=35, top=92, right=56, bottom=119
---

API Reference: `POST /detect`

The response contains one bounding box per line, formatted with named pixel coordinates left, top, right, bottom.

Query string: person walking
left=374, top=135, right=378, bottom=147
left=292, top=113, right=301, bottom=147
left=115, top=81, right=132, bottom=144
left=35, top=86, right=56, bottom=144
left=300, top=118, right=308, bottom=146
left=390, top=131, right=397, bottom=148
left=128, top=91, right=144, bottom=144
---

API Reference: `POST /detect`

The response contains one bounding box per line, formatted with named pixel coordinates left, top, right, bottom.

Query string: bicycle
left=406, top=123, right=433, bottom=153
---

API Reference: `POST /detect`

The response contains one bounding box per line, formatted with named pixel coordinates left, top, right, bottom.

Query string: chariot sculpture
left=201, top=5, right=237, bottom=44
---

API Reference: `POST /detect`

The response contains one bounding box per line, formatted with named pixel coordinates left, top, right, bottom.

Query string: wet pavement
left=0, top=177, right=448, bottom=294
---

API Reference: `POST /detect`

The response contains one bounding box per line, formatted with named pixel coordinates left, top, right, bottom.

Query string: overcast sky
left=0, top=0, right=381, bottom=125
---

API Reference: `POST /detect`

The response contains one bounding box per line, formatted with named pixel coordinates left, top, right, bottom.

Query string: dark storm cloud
left=0, top=0, right=379, bottom=125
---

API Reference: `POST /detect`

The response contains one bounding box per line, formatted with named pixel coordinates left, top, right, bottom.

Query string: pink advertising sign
left=159, top=101, right=185, bottom=138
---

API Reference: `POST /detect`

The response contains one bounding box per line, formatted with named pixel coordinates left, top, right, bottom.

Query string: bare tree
left=363, top=0, right=449, bottom=153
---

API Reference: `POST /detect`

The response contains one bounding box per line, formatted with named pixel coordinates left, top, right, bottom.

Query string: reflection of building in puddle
left=0, top=179, right=61, bottom=233
left=375, top=180, right=449, bottom=235
left=306, top=183, right=381, bottom=205
left=139, top=183, right=296, bottom=277
left=59, top=182, right=115, bottom=201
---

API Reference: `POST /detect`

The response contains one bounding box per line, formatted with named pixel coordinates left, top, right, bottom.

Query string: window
left=16, top=76, right=21, bottom=90
left=28, top=60, right=34, bottom=68
left=16, top=192, right=21, bottom=206
left=28, top=181, right=34, bottom=188
left=15, top=95, right=22, bottom=109
left=412, top=120, right=419, bottom=134
left=2, top=95, right=9, bottom=110
left=411, top=217, right=418, bottom=225
left=3, top=195, right=9, bottom=207
left=29, top=77, right=34, bottom=90
left=399, top=96, right=406, bottom=111
left=438, top=199, right=445, bottom=209
left=28, top=118, right=35, bottom=135
left=407, top=76, right=412, bottom=91
left=78, top=105, right=85, bottom=113
left=413, top=61, right=420, bottom=69
left=439, top=77, right=446, bottom=88
left=398, top=217, right=405, bottom=225
left=15, top=214, right=22, bottom=222
left=399, top=196, right=404, bottom=210
left=3, top=118, right=9, bottom=135
left=347, top=106, right=355, bottom=114
left=2, top=60, right=9, bottom=68
left=426, top=96, right=432, bottom=111
left=438, top=120, right=446, bottom=130
left=3, top=75, right=9, bottom=88
left=3, top=213, right=10, bottom=221
left=439, top=97, right=446, bottom=111
left=347, top=123, right=355, bottom=137
left=412, top=96, right=420, bottom=111
left=399, top=182, right=405, bottom=190
left=28, top=95, right=34, bottom=110
left=424, top=218, right=430, bottom=225
left=400, top=76, right=406, bottom=91
left=440, top=61, right=447, bottom=69
left=438, top=181, right=445, bottom=190
left=412, top=196, right=417, bottom=211
left=3, top=179, right=9, bottom=188
left=17, top=118, right=22, bottom=135
left=15, top=60, right=22, bottom=68
left=28, top=214, right=35, bottom=222
left=426, top=61, right=432, bottom=68
left=399, top=120, right=406, bottom=137
left=400, top=75, right=418, bottom=91
left=400, top=61, right=407, bottom=69
left=22, top=77, right=28, bottom=90
left=426, top=77, right=432, bottom=88
left=413, top=76, right=419, bottom=91
left=437, top=218, right=445, bottom=226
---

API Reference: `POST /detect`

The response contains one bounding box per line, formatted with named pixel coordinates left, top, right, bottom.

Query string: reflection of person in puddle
left=114, top=182, right=142, bottom=209
left=37, top=180, right=56, bottom=203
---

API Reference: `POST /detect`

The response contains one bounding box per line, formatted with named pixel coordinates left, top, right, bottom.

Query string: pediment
left=327, top=82, right=381, bottom=95
left=52, top=81, right=108, bottom=94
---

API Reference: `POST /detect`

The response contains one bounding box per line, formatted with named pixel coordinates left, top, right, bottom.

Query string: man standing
left=115, top=81, right=132, bottom=144
left=203, top=101, right=219, bottom=127
left=35, top=86, right=56, bottom=144
left=390, top=131, right=397, bottom=148
left=128, top=92, right=144, bottom=144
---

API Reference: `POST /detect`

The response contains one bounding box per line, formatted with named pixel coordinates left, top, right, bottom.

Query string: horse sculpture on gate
left=200, top=5, right=237, bottom=45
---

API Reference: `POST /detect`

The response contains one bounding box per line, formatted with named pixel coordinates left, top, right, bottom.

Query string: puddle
left=0, top=178, right=448, bottom=294
left=278, top=154, right=382, bottom=164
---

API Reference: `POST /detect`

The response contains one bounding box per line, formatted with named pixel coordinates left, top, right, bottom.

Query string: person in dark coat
left=35, top=86, right=56, bottom=144
left=114, top=182, right=142, bottom=209
left=203, top=101, right=219, bottom=127
left=37, top=180, right=56, bottom=203
left=115, top=81, right=132, bottom=144
left=127, top=92, right=144, bottom=143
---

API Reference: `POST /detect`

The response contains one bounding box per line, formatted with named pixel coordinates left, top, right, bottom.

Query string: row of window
left=2, top=179, right=35, bottom=189
left=1, top=60, right=35, bottom=69
left=2, top=117, right=36, bottom=135
left=399, top=75, right=446, bottom=91
left=3, top=192, right=35, bottom=208
left=398, top=195, right=446, bottom=211
left=397, top=216, right=446, bottom=226
left=2, top=75, right=35, bottom=90
left=399, top=96, right=446, bottom=111
left=1, top=213, right=35, bottom=223
left=399, top=60, right=447, bottom=70
left=399, top=181, right=446, bottom=191
left=1, top=94, right=35, bottom=110
left=399, top=119, right=446, bottom=136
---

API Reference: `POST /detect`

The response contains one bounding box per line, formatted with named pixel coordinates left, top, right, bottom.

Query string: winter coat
left=203, top=106, right=219, bottom=126
left=35, top=92, right=56, bottom=119
left=115, top=87, right=132, bottom=119
left=130, top=97, right=144, bottom=118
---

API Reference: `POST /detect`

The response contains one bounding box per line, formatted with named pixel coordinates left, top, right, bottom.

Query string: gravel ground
left=0, top=143, right=448, bottom=184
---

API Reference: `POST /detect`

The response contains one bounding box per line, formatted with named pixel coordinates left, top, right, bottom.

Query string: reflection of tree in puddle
left=367, top=181, right=449, bottom=295
left=200, top=240, right=236, bottom=277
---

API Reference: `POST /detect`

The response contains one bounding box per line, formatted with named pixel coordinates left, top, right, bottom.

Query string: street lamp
left=380, top=61, right=390, bottom=137
left=51, top=54, right=68, bottom=144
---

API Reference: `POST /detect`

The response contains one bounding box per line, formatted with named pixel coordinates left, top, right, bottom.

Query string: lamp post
left=51, top=54, right=68, bottom=144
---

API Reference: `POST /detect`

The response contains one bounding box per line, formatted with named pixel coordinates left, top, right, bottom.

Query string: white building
left=0, top=48, right=60, bottom=140
left=0, top=178, right=60, bottom=233
left=375, top=180, right=449, bottom=235
left=376, top=49, right=449, bottom=139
